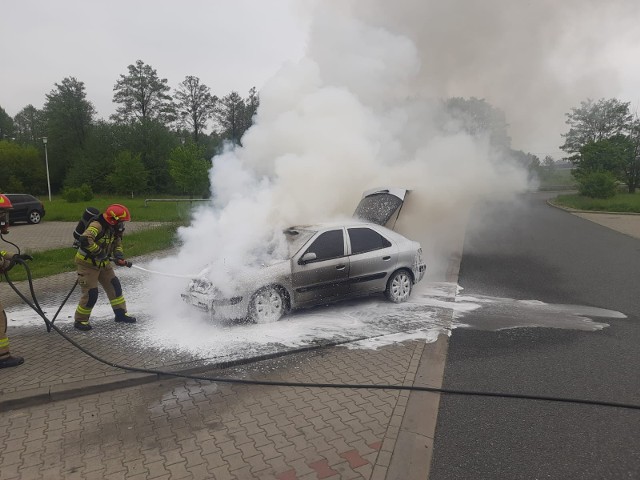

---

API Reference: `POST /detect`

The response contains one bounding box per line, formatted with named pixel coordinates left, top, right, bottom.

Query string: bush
left=577, top=171, right=617, bottom=199
left=63, top=183, right=94, bottom=203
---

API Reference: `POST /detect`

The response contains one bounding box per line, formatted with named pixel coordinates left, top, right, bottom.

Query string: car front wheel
left=27, top=210, right=42, bottom=224
left=248, top=286, right=285, bottom=323
left=385, top=269, right=412, bottom=303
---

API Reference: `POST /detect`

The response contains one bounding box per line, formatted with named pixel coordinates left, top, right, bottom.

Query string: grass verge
left=40, top=196, right=206, bottom=222
left=553, top=193, right=640, bottom=213
left=4, top=223, right=181, bottom=282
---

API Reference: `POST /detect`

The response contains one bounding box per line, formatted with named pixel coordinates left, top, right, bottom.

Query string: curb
left=546, top=199, right=640, bottom=215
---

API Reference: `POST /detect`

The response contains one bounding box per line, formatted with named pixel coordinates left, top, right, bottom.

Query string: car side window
left=304, top=230, right=344, bottom=261
left=348, top=227, right=392, bottom=254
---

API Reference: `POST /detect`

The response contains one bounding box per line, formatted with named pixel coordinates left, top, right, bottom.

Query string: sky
left=0, top=0, right=308, bottom=121
left=2, top=0, right=640, bottom=159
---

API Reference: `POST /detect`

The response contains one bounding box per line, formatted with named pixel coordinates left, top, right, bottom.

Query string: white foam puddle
left=5, top=264, right=629, bottom=362
left=451, top=295, right=625, bottom=331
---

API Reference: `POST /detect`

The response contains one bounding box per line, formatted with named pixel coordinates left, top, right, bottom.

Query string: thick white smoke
left=146, top=0, right=561, bottom=324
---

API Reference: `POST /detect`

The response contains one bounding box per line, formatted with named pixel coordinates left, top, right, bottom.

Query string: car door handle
left=382, top=256, right=391, bottom=261
left=336, top=265, right=346, bottom=270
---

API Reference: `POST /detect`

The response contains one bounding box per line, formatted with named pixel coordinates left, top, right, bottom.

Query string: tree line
left=0, top=59, right=259, bottom=198
left=560, top=98, right=640, bottom=197
left=1, top=60, right=586, bottom=200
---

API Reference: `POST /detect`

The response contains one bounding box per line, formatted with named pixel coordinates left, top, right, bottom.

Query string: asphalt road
left=429, top=193, right=640, bottom=479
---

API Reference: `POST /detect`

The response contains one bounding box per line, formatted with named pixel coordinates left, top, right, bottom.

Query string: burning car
left=181, top=188, right=426, bottom=323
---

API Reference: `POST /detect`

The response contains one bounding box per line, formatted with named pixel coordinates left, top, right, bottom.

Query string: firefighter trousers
left=75, top=260, right=128, bottom=322
left=0, top=302, right=11, bottom=359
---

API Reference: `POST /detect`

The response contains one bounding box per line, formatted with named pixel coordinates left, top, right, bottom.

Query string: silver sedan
left=182, top=188, right=427, bottom=323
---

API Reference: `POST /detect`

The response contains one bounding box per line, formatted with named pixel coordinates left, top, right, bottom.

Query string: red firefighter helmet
left=103, top=204, right=131, bottom=225
left=0, top=194, right=13, bottom=209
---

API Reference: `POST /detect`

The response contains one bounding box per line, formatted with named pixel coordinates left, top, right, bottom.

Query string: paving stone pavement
left=0, top=220, right=457, bottom=479
left=0, top=340, right=442, bottom=480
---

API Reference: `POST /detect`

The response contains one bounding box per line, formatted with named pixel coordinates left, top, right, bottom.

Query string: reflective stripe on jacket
left=75, top=220, right=123, bottom=267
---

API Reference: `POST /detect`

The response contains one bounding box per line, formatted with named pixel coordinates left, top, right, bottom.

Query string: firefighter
left=74, top=203, right=136, bottom=331
left=0, top=194, right=32, bottom=368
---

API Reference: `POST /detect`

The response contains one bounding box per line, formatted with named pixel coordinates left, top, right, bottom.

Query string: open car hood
left=353, top=187, right=408, bottom=229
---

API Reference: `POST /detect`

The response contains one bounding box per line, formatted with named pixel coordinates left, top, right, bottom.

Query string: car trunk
left=352, top=188, right=408, bottom=230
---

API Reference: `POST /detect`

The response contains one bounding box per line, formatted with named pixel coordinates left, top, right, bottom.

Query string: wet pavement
left=0, top=207, right=637, bottom=479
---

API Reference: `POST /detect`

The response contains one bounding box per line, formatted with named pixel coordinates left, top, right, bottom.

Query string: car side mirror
left=300, top=252, right=317, bottom=264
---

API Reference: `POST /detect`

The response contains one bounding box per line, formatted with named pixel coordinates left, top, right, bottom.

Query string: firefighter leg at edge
left=0, top=305, right=24, bottom=368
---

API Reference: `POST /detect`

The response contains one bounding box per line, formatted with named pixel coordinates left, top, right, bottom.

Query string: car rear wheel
left=27, top=210, right=42, bottom=224
left=385, top=269, right=412, bottom=303
left=248, top=286, right=285, bottom=323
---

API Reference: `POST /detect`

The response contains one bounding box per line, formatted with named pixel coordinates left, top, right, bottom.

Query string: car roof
left=287, top=220, right=372, bottom=231
left=286, top=221, right=408, bottom=239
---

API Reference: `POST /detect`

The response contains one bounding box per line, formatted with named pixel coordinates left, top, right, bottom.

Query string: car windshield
left=284, top=227, right=317, bottom=258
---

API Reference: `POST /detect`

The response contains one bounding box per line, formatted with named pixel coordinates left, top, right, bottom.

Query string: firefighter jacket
left=75, top=219, right=124, bottom=268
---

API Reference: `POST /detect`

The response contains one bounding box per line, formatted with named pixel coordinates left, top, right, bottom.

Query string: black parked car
left=5, top=194, right=46, bottom=224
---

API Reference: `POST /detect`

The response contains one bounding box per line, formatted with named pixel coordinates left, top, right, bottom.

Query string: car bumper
left=181, top=291, right=248, bottom=320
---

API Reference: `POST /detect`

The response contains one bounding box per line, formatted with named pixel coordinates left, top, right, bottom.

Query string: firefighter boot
left=74, top=321, right=92, bottom=331
left=0, top=355, right=24, bottom=368
left=114, top=309, right=136, bottom=324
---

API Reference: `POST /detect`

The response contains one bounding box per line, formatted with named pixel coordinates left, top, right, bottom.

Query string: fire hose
left=3, top=257, right=640, bottom=412
left=130, top=263, right=200, bottom=279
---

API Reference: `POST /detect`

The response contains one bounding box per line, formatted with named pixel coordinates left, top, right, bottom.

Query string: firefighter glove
left=94, top=250, right=108, bottom=262
left=115, top=258, right=132, bottom=268
left=14, top=254, right=33, bottom=262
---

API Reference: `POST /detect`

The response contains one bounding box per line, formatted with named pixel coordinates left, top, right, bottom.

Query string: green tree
left=65, top=121, right=126, bottom=192
left=560, top=98, right=632, bottom=161
left=0, top=140, right=47, bottom=194
left=44, top=77, right=96, bottom=192
left=574, top=135, right=637, bottom=193
left=168, top=143, right=211, bottom=197
left=576, top=135, right=632, bottom=177
left=0, top=106, right=14, bottom=140
left=112, top=60, right=175, bottom=124
left=123, top=120, right=177, bottom=193
left=13, top=105, right=45, bottom=146
left=106, top=150, right=149, bottom=196
left=45, top=77, right=95, bottom=148
left=443, top=97, right=511, bottom=151
left=214, top=91, right=245, bottom=145
left=214, top=88, right=260, bottom=145
left=510, top=150, right=541, bottom=182
left=625, top=118, right=640, bottom=193
left=174, top=76, right=217, bottom=143
left=243, top=87, right=260, bottom=133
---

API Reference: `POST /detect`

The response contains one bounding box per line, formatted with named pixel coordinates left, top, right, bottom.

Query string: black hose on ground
left=4, top=259, right=640, bottom=412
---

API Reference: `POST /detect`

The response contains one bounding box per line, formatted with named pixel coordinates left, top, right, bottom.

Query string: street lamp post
left=42, top=137, right=51, bottom=202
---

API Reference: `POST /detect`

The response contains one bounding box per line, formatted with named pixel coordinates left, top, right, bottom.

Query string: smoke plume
left=147, top=0, right=637, bottom=322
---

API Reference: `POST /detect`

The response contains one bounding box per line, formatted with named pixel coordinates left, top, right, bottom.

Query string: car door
left=291, top=228, right=350, bottom=306
left=8, top=195, right=27, bottom=222
left=347, top=226, right=398, bottom=295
